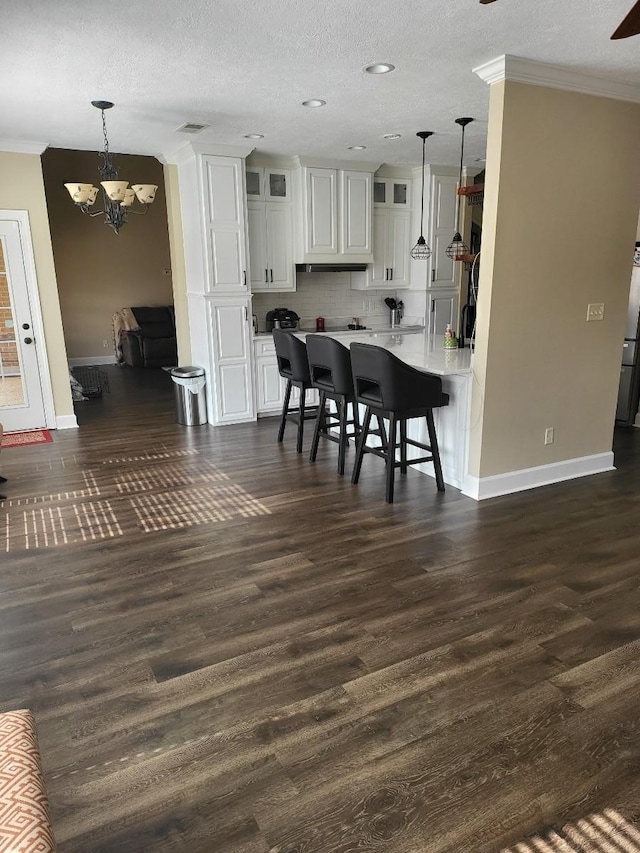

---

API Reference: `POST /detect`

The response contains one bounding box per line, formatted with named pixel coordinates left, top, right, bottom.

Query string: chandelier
left=64, top=101, right=158, bottom=235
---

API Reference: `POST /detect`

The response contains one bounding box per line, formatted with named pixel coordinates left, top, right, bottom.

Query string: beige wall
left=469, top=81, right=640, bottom=478
left=163, top=164, right=191, bottom=364
left=41, top=149, right=173, bottom=360
left=0, top=151, right=73, bottom=420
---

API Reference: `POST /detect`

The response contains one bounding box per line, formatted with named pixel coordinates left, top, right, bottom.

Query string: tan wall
left=163, top=164, right=191, bottom=364
left=0, top=151, right=73, bottom=420
left=41, top=148, right=173, bottom=360
left=469, top=81, right=640, bottom=478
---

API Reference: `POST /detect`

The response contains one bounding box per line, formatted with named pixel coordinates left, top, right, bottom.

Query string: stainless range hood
left=296, top=263, right=368, bottom=273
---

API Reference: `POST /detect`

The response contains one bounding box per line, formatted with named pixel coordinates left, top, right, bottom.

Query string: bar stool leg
left=376, top=415, right=388, bottom=448
left=352, top=401, right=361, bottom=439
left=278, top=379, right=292, bottom=443
left=351, top=406, right=372, bottom=485
left=400, top=419, right=408, bottom=475
left=296, top=386, right=306, bottom=453
left=426, top=409, right=445, bottom=492
left=309, top=391, right=326, bottom=463
left=386, top=413, right=398, bottom=503
left=337, top=397, right=349, bottom=476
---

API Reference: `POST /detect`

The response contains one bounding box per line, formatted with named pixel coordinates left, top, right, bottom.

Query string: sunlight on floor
left=501, top=809, right=640, bottom=852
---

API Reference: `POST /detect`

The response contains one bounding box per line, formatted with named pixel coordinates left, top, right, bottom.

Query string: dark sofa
left=120, top=306, right=177, bottom=368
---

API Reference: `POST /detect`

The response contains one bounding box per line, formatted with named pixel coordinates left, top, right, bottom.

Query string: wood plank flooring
left=1, top=365, right=640, bottom=852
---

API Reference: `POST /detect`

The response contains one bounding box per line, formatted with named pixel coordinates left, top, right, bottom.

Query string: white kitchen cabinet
left=208, top=298, right=255, bottom=423
left=341, top=170, right=372, bottom=255
left=295, top=159, right=375, bottom=264
left=429, top=173, right=459, bottom=289
left=246, top=167, right=291, bottom=202
left=201, top=155, right=248, bottom=294
left=427, top=289, right=459, bottom=336
left=248, top=201, right=295, bottom=292
left=373, top=177, right=410, bottom=209
left=351, top=209, right=410, bottom=290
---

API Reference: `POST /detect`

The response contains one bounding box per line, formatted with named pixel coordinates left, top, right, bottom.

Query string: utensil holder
left=390, top=308, right=402, bottom=328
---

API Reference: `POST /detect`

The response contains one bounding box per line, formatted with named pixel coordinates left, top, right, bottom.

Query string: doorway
left=0, top=212, right=53, bottom=431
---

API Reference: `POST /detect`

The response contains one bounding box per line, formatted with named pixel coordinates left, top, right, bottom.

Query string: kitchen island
left=293, top=328, right=473, bottom=490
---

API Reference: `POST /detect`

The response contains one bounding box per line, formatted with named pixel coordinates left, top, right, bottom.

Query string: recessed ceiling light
left=383, top=133, right=402, bottom=140
left=364, top=63, right=395, bottom=74
left=348, top=145, right=367, bottom=150
left=244, top=133, right=264, bottom=139
left=301, top=99, right=326, bottom=108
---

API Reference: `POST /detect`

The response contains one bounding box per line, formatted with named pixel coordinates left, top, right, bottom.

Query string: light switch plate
left=587, top=302, right=605, bottom=321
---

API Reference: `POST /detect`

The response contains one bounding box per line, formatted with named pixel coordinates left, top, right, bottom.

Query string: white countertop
left=294, top=329, right=473, bottom=376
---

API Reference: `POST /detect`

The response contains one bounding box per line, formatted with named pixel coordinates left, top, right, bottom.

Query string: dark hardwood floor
left=1, top=365, right=640, bottom=852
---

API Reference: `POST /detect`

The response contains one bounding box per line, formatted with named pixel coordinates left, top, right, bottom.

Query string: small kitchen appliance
left=266, top=308, right=300, bottom=331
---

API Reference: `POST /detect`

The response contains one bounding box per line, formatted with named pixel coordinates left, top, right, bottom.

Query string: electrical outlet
left=102, top=339, right=109, bottom=348
left=586, top=303, right=605, bottom=322
left=544, top=427, right=554, bottom=445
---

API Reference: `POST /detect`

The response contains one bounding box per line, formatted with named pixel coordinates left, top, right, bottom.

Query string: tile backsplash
left=251, top=272, right=399, bottom=331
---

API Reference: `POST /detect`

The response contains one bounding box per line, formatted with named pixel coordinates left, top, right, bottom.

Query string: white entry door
left=0, top=217, right=48, bottom=431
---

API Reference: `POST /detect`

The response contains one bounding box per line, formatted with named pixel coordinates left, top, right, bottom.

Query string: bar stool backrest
left=350, top=342, right=443, bottom=412
left=273, top=329, right=311, bottom=383
left=306, top=335, right=354, bottom=397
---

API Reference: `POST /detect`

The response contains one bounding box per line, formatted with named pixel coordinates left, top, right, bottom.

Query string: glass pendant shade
left=132, top=184, right=158, bottom=205
left=411, top=131, right=434, bottom=261
left=101, top=180, right=129, bottom=202
left=64, top=183, right=94, bottom=204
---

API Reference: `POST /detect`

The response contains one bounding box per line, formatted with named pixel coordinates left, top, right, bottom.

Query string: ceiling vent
left=175, top=122, right=209, bottom=134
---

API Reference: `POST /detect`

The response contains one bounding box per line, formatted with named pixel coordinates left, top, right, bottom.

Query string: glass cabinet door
left=374, top=181, right=387, bottom=205
left=392, top=181, right=408, bottom=206
left=373, top=178, right=410, bottom=207
left=246, top=168, right=263, bottom=199
left=266, top=169, right=290, bottom=202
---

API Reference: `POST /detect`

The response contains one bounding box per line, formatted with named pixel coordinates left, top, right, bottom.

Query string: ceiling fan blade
left=612, top=0, right=640, bottom=39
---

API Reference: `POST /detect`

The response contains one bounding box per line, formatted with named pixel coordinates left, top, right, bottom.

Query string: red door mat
left=1, top=430, right=53, bottom=448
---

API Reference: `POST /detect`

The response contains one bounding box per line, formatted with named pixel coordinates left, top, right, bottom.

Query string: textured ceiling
left=1, top=0, right=639, bottom=168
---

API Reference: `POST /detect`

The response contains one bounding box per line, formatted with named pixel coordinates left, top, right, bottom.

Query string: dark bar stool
left=306, top=335, right=360, bottom=475
left=273, top=329, right=315, bottom=453
left=350, top=342, right=449, bottom=503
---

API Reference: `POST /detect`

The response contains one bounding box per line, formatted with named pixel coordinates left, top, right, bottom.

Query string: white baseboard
left=56, top=414, right=78, bottom=430
left=462, top=451, right=615, bottom=501
left=68, top=356, right=117, bottom=367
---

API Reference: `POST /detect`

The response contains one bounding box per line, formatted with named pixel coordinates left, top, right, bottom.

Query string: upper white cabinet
left=429, top=172, right=459, bottom=289
left=246, top=167, right=291, bottom=202
left=351, top=209, right=411, bottom=290
left=294, top=158, right=377, bottom=264
left=373, top=177, right=410, bottom=209
left=201, top=155, right=248, bottom=294
left=248, top=201, right=295, bottom=292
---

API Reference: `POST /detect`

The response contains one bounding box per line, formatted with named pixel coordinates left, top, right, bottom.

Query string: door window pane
left=0, top=241, right=25, bottom=408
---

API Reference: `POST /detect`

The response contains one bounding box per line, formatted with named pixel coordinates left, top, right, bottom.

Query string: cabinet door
left=202, top=156, right=247, bottom=293
left=257, top=359, right=286, bottom=412
left=247, top=203, right=269, bottom=291
left=429, top=174, right=458, bottom=288
left=246, top=167, right=264, bottom=200
left=428, top=290, right=459, bottom=336
left=210, top=299, right=255, bottom=423
left=266, top=168, right=291, bottom=202
left=370, top=210, right=389, bottom=287
left=387, top=210, right=410, bottom=289
left=266, top=205, right=295, bottom=290
left=341, top=170, right=372, bottom=255
left=305, top=168, right=337, bottom=254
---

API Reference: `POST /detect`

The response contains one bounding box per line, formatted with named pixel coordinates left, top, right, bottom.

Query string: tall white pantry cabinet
left=171, top=143, right=255, bottom=425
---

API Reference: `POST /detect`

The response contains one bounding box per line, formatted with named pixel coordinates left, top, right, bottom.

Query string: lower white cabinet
left=427, top=289, right=459, bottom=336
left=208, top=298, right=255, bottom=423
left=254, top=337, right=319, bottom=415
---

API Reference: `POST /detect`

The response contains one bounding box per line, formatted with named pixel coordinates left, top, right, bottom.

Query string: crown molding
left=0, top=139, right=48, bottom=155
left=159, top=140, right=255, bottom=165
left=473, top=55, right=640, bottom=104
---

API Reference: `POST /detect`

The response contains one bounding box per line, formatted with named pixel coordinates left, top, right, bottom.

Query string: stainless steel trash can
left=170, top=366, right=207, bottom=425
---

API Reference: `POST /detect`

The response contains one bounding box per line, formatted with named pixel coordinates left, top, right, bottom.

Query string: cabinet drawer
left=254, top=337, right=276, bottom=357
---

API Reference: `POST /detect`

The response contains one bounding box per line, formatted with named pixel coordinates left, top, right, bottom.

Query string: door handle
left=270, top=269, right=273, bottom=282
left=24, top=337, right=33, bottom=344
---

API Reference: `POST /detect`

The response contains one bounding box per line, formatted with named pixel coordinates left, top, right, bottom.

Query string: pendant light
left=445, top=117, right=474, bottom=260
left=410, top=131, right=435, bottom=260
